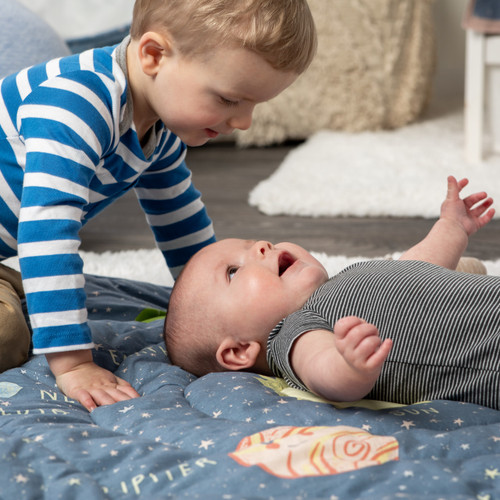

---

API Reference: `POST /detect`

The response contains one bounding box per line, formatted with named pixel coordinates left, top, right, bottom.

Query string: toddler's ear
left=137, top=31, right=173, bottom=76
left=216, top=338, right=261, bottom=371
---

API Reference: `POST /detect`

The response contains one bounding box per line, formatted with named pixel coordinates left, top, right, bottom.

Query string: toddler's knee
left=0, top=301, right=30, bottom=372
left=0, top=274, right=30, bottom=372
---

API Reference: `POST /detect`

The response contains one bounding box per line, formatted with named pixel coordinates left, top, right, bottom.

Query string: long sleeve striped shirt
left=0, top=38, right=215, bottom=354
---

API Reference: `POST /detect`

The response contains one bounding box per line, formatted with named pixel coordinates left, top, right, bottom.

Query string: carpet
left=249, top=111, right=500, bottom=219
left=5, top=249, right=499, bottom=287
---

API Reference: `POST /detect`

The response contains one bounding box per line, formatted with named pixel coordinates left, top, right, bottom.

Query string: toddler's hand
left=333, top=316, right=392, bottom=376
left=47, top=350, right=140, bottom=412
left=441, top=176, right=495, bottom=236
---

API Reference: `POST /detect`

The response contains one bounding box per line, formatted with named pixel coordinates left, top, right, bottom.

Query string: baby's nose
left=254, top=240, right=273, bottom=256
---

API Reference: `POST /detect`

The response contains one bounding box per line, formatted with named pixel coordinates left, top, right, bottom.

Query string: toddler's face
left=143, top=44, right=297, bottom=146
left=185, top=239, right=329, bottom=343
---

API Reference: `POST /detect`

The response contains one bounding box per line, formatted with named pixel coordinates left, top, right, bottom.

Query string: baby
left=164, top=177, right=500, bottom=409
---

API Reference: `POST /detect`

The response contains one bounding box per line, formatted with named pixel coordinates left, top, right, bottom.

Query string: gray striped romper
left=267, top=260, right=500, bottom=409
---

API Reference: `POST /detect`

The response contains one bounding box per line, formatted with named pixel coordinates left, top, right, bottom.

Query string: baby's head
left=164, top=239, right=328, bottom=377
left=130, top=0, right=317, bottom=74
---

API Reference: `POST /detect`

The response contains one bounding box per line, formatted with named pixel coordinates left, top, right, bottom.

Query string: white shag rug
left=5, top=249, right=500, bottom=286
left=249, top=111, right=500, bottom=219
left=56, top=250, right=500, bottom=281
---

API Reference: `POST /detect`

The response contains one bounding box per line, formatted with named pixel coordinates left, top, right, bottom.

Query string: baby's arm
left=289, top=317, right=392, bottom=401
left=399, top=176, right=494, bottom=269
left=46, top=350, right=140, bottom=412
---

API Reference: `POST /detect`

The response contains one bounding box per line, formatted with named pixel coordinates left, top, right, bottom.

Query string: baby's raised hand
left=441, top=176, right=495, bottom=236
left=333, top=316, right=392, bottom=376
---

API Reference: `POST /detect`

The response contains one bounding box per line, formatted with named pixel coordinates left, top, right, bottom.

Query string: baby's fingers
left=334, top=316, right=366, bottom=340
left=468, top=196, right=495, bottom=227
left=472, top=197, right=494, bottom=215
left=477, top=206, right=496, bottom=228
left=446, top=176, right=468, bottom=200
left=463, top=191, right=492, bottom=210
left=353, top=329, right=383, bottom=357
left=354, top=330, right=391, bottom=365
left=335, top=319, right=380, bottom=356
left=365, top=338, right=392, bottom=369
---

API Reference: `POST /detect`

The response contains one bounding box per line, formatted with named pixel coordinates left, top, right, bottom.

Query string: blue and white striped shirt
left=0, top=39, right=215, bottom=354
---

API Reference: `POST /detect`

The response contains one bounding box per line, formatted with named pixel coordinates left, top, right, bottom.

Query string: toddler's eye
left=219, top=96, right=239, bottom=107
left=228, top=267, right=238, bottom=281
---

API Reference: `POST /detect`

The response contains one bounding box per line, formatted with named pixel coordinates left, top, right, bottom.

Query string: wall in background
left=432, top=0, right=468, bottom=107
left=18, top=0, right=468, bottom=111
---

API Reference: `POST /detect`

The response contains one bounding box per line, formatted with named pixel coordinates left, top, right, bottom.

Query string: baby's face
left=185, top=239, right=329, bottom=343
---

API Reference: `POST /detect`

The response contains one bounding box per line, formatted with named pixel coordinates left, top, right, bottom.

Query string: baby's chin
left=303, top=264, right=329, bottom=289
left=289, top=268, right=329, bottom=311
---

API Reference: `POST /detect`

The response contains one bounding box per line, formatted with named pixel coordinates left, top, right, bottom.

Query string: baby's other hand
left=333, top=316, right=392, bottom=375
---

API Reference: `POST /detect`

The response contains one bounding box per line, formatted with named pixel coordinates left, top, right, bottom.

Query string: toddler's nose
left=228, top=107, right=254, bottom=131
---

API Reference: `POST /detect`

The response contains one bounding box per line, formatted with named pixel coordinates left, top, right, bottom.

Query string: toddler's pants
left=0, top=263, right=30, bottom=372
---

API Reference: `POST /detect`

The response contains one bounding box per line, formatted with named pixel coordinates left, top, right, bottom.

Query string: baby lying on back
left=164, top=177, right=500, bottom=409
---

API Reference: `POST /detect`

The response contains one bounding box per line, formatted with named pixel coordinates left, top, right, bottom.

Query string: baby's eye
left=228, top=267, right=238, bottom=281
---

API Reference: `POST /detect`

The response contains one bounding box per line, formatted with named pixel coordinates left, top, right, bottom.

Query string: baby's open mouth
left=278, top=252, right=296, bottom=276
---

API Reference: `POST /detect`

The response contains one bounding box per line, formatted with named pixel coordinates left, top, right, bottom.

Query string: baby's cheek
left=247, top=289, right=286, bottom=335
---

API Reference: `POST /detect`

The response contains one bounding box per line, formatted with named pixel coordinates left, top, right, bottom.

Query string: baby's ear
left=216, top=338, right=261, bottom=371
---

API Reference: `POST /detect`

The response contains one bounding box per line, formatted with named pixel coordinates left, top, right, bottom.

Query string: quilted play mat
left=1, top=274, right=500, bottom=499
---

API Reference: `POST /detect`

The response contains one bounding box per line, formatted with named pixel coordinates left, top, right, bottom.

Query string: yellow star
left=485, top=468, right=500, bottom=480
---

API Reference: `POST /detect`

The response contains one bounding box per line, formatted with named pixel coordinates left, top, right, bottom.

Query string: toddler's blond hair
left=130, top=0, right=317, bottom=73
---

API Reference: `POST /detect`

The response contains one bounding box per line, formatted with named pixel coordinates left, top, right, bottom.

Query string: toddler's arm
left=46, top=350, right=140, bottom=412
left=289, top=317, right=392, bottom=401
left=399, top=176, right=494, bottom=268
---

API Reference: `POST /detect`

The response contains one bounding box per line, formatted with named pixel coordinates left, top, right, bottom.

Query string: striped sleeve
left=15, top=65, right=119, bottom=353
left=134, top=134, right=215, bottom=279
left=267, top=312, right=333, bottom=391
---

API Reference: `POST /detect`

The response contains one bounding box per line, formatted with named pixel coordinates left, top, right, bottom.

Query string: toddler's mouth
left=205, top=128, right=219, bottom=139
left=278, top=252, right=296, bottom=276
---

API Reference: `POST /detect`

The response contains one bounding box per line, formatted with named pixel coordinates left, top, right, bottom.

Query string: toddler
left=0, top=0, right=317, bottom=410
left=164, top=177, right=500, bottom=409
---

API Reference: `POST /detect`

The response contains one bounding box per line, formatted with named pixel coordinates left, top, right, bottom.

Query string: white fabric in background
left=0, top=0, right=70, bottom=78
left=249, top=111, right=500, bottom=219
left=17, top=0, right=134, bottom=40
